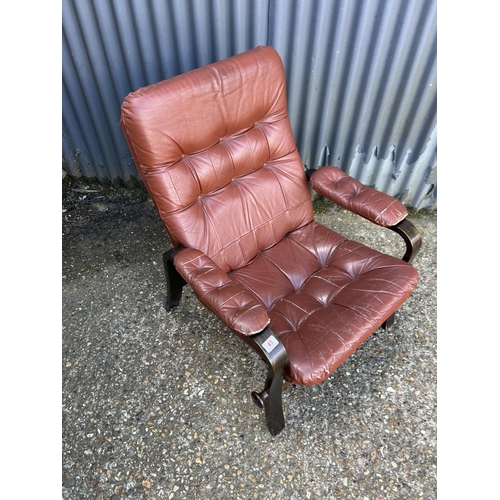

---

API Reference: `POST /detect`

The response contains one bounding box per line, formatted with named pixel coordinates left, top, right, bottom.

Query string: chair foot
left=381, top=312, right=395, bottom=330
left=251, top=372, right=286, bottom=436
left=163, top=249, right=187, bottom=310
left=246, top=328, right=289, bottom=436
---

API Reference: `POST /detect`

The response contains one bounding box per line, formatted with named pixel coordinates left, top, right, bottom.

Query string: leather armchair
left=120, top=45, right=421, bottom=435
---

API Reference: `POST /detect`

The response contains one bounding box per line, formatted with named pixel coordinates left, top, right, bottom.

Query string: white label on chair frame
left=263, top=335, right=279, bottom=353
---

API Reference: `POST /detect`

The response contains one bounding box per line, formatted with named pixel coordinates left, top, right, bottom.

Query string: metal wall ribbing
left=62, top=0, right=437, bottom=208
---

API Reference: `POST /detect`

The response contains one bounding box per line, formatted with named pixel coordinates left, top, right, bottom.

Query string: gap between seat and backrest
left=121, top=46, right=313, bottom=274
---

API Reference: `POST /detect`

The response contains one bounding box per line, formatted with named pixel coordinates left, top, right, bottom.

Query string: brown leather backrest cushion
left=121, top=46, right=313, bottom=273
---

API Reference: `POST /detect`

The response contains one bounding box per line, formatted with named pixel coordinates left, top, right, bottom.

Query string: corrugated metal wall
left=62, top=0, right=437, bottom=209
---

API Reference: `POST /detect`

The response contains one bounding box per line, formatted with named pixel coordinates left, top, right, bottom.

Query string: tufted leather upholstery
left=309, top=166, right=408, bottom=227
left=231, top=222, right=417, bottom=385
left=120, top=45, right=419, bottom=389
left=121, top=46, right=313, bottom=274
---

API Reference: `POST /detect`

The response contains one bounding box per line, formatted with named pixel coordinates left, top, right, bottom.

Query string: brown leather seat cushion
left=231, top=221, right=418, bottom=385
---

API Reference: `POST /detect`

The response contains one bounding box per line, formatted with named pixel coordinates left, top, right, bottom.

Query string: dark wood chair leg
left=381, top=219, right=422, bottom=329
left=251, top=364, right=286, bottom=436
left=381, top=313, right=395, bottom=330
left=389, top=218, right=422, bottom=264
left=163, top=249, right=187, bottom=310
left=246, top=328, right=289, bottom=436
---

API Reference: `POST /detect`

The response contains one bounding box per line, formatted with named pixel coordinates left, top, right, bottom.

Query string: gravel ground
left=62, top=179, right=437, bottom=500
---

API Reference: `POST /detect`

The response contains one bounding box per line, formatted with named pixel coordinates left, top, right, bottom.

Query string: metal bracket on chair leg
left=163, top=248, right=187, bottom=310
left=388, top=218, right=422, bottom=264
left=245, top=328, right=289, bottom=436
